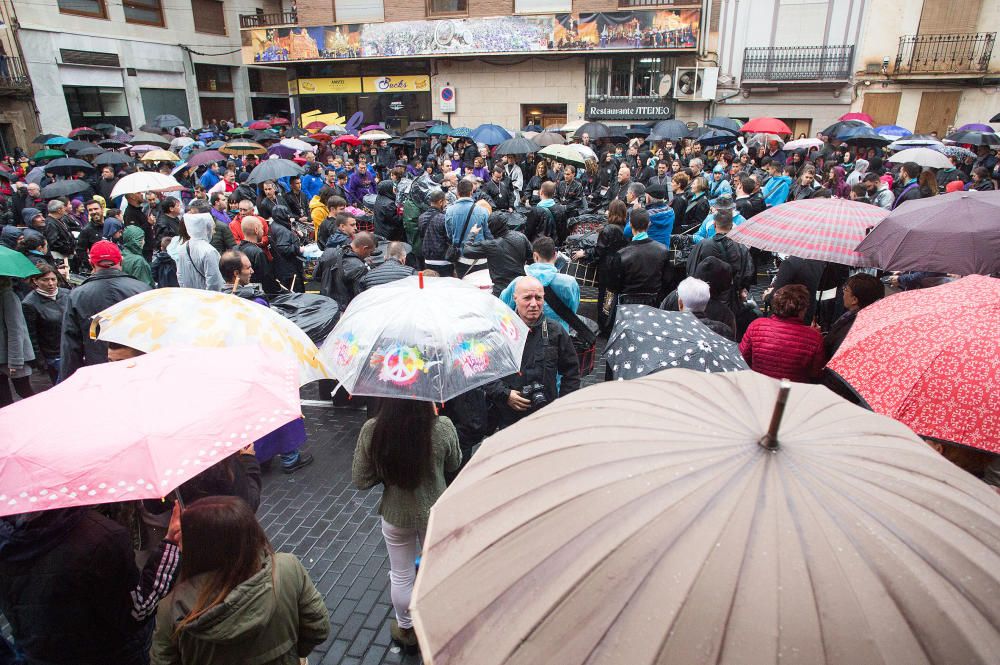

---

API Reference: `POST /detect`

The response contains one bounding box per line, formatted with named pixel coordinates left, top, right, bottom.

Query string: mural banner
left=250, top=9, right=699, bottom=63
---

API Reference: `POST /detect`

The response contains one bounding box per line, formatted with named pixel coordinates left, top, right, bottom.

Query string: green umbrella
left=538, top=143, right=586, bottom=167
left=227, top=127, right=249, bottom=135
left=427, top=125, right=452, bottom=136
left=0, top=247, right=40, bottom=279
left=32, top=149, right=66, bottom=161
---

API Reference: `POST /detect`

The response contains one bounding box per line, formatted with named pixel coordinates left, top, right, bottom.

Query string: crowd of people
left=0, top=113, right=997, bottom=663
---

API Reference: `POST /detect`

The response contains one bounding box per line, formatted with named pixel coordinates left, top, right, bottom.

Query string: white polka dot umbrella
left=0, top=346, right=301, bottom=518
left=606, top=305, right=747, bottom=380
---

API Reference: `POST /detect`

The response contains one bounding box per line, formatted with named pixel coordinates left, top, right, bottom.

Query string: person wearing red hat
left=58, top=240, right=151, bottom=381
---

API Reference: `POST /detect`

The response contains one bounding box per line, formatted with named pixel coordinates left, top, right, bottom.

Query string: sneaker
left=390, top=619, right=419, bottom=654
left=281, top=452, right=314, bottom=474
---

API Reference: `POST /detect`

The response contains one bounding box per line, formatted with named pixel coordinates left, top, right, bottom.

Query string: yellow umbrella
left=140, top=149, right=181, bottom=162
left=91, top=288, right=331, bottom=385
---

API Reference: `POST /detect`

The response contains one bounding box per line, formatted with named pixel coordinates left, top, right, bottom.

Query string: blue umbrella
left=208, top=140, right=225, bottom=149
left=427, top=124, right=452, bottom=136
left=472, top=124, right=512, bottom=146
left=694, top=128, right=740, bottom=146
left=957, top=123, right=994, bottom=133
left=875, top=125, right=912, bottom=139
left=705, top=116, right=742, bottom=133
left=522, top=124, right=543, bottom=132
left=448, top=127, right=472, bottom=139
left=45, top=136, right=71, bottom=146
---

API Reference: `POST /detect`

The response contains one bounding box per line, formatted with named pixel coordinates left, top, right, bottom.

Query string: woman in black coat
left=21, top=263, right=69, bottom=384
left=373, top=179, right=403, bottom=241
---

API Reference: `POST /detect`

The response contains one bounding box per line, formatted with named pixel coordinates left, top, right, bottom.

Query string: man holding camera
left=486, top=276, right=580, bottom=430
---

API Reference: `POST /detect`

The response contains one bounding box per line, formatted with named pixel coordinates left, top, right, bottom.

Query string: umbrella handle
left=759, top=380, right=791, bottom=451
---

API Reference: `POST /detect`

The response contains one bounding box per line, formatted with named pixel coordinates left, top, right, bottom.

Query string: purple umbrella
left=362, top=124, right=384, bottom=132
left=267, top=144, right=296, bottom=159
left=128, top=145, right=159, bottom=154
left=186, top=150, right=226, bottom=168
left=957, top=123, right=995, bottom=132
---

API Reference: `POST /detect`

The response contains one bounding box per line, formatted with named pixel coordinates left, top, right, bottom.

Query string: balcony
left=239, top=11, right=297, bottom=29
left=741, top=45, right=854, bottom=83
left=618, top=0, right=679, bottom=6
left=894, top=32, right=995, bottom=74
left=0, top=57, right=31, bottom=93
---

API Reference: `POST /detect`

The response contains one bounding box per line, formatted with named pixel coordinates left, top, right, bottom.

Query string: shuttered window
left=123, top=0, right=164, bottom=26
left=918, top=0, right=981, bottom=34
left=193, top=0, right=227, bottom=35
left=335, top=0, right=385, bottom=23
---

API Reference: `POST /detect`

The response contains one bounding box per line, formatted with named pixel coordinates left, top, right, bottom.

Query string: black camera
left=520, top=382, right=548, bottom=409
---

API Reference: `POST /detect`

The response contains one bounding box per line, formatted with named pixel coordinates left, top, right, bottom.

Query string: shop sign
left=287, top=79, right=298, bottom=95
left=362, top=76, right=431, bottom=93
left=389, top=101, right=404, bottom=111
left=296, top=77, right=362, bottom=95
left=585, top=99, right=674, bottom=121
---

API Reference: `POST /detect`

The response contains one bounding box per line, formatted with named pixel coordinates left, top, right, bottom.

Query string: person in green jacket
left=121, top=225, right=154, bottom=288
left=151, top=496, right=329, bottom=665
left=353, top=398, right=462, bottom=653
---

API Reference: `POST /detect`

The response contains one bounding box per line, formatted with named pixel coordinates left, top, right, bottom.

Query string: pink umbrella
left=128, top=144, right=159, bottom=154
left=186, top=149, right=226, bottom=168
left=0, top=346, right=301, bottom=517
left=248, top=120, right=271, bottom=130
left=839, top=112, right=874, bottom=125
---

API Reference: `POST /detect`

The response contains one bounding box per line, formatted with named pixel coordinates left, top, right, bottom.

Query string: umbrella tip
left=759, top=379, right=792, bottom=451
left=418, top=271, right=424, bottom=289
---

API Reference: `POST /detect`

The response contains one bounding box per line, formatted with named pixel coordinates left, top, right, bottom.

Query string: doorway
left=522, top=104, right=567, bottom=130
left=915, top=91, right=961, bottom=136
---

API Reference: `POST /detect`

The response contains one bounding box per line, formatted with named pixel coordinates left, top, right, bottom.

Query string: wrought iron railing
left=618, top=0, right=681, bottom=6
left=741, top=45, right=854, bottom=82
left=0, top=57, right=31, bottom=92
left=894, top=32, right=995, bottom=74
left=239, top=11, right=297, bottom=29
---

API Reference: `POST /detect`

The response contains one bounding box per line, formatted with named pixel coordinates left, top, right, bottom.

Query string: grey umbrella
left=531, top=132, right=565, bottom=147
left=495, top=137, right=540, bottom=156
left=650, top=119, right=689, bottom=141
left=43, top=157, right=95, bottom=176
left=606, top=306, right=747, bottom=380
left=93, top=152, right=134, bottom=166
left=244, top=158, right=303, bottom=186
left=153, top=114, right=186, bottom=129
left=574, top=122, right=610, bottom=139
left=74, top=145, right=105, bottom=157
left=41, top=179, right=91, bottom=199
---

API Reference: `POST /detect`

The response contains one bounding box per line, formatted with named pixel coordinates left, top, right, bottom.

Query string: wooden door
left=914, top=91, right=961, bottom=136
left=541, top=113, right=567, bottom=129
left=861, top=92, right=901, bottom=127
left=199, top=97, right=236, bottom=124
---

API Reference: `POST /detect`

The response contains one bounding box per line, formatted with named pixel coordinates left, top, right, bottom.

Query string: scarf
left=632, top=231, right=649, bottom=241
left=34, top=287, right=58, bottom=300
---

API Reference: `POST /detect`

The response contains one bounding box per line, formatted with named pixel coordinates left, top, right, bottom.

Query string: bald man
left=484, top=276, right=580, bottom=429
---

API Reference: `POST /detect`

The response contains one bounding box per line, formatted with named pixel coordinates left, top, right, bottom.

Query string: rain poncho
left=762, top=174, right=792, bottom=207
left=176, top=212, right=224, bottom=291
left=121, top=225, right=154, bottom=288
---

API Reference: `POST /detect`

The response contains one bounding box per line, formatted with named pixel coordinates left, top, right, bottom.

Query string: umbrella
left=360, top=130, right=392, bottom=142
left=875, top=124, right=912, bottom=139
left=44, top=137, right=71, bottom=146
left=957, top=123, right=995, bottom=132
left=169, top=136, right=195, bottom=151
left=936, top=145, right=977, bottom=160
left=269, top=117, right=290, bottom=126
left=318, top=275, right=528, bottom=402
left=411, top=369, right=1000, bottom=665
left=129, top=131, right=172, bottom=148
left=74, top=145, right=104, bottom=158
left=521, top=124, right=543, bottom=132
left=245, top=158, right=304, bottom=185
left=649, top=119, right=688, bottom=141
left=321, top=124, right=346, bottom=135
left=783, top=137, right=824, bottom=151
left=93, top=288, right=331, bottom=386
left=854, top=189, right=1000, bottom=275
left=305, top=121, right=326, bottom=131
left=31, top=149, right=65, bottom=161
left=692, top=128, right=739, bottom=146
left=62, top=140, right=95, bottom=154
left=561, top=119, right=586, bottom=132
left=704, top=116, right=742, bottom=133
left=333, top=135, right=361, bottom=147
left=531, top=132, right=565, bottom=147
left=828, top=275, right=1000, bottom=452
left=740, top=117, right=792, bottom=134
left=219, top=140, right=267, bottom=156
left=0, top=346, right=301, bottom=518
left=573, top=122, right=609, bottom=139
left=267, top=144, right=297, bottom=160
left=43, top=157, right=95, bottom=176
left=495, top=137, right=540, bottom=157
left=140, top=149, right=181, bottom=162
left=727, top=198, right=888, bottom=266
left=40, top=179, right=91, bottom=199
left=838, top=111, right=874, bottom=124
left=605, top=127, right=629, bottom=143
left=207, top=140, right=225, bottom=149
left=819, top=119, right=868, bottom=139
left=445, top=127, right=470, bottom=139
left=93, top=152, right=134, bottom=166
left=427, top=124, right=452, bottom=136
left=284, top=125, right=307, bottom=137
left=944, top=130, right=1000, bottom=147
left=278, top=137, right=315, bottom=153
left=68, top=127, right=101, bottom=139
left=308, top=133, right=332, bottom=142
left=109, top=172, right=184, bottom=199
left=178, top=141, right=206, bottom=159
left=606, top=306, right=747, bottom=379
left=538, top=144, right=586, bottom=168
left=886, top=147, right=952, bottom=169
left=129, top=145, right=161, bottom=155
left=248, top=120, right=271, bottom=130
left=839, top=126, right=893, bottom=147
left=888, top=135, right=943, bottom=150
left=745, top=132, right=783, bottom=148
left=250, top=129, right=280, bottom=143
left=226, top=127, right=249, bottom=135
left=402, top=129, right=429, bottom=140
left=567, top=144, right=597, bottom=163
left=152, top=114, right=185, bottom=129
left=0, top=246, right=40, bottom=278
left=471, top=124, right=512, bottom=146
left=990, top=112, right=1000, bottom=123
left=361, top=123, right=384, bottom=132
left=31, top=133, right=59, bottom=144
left=624, top=126, right=651, bottom=138
left=99, top=138, right=128, bottom=149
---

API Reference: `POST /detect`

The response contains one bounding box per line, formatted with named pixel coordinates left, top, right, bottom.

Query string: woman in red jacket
left=739, top=283, right=825, bottom=382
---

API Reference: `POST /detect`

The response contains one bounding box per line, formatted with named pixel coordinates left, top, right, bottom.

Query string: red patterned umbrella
left=739, top=117, right=792, bottom=134
left=726, top=198, right=888, bottom=266
left=839, top=112, right=874, bottom=125
left=333, top=134, right=361, bottom=147
left=248, top=120, right=271, bottom=130
left=305, top=121, right=326, bottom=131
left=828, top=275, right=1000, bottom=453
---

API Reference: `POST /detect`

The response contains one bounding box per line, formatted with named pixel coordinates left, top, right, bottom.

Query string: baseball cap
left=89, top=240, right=122, bottom=266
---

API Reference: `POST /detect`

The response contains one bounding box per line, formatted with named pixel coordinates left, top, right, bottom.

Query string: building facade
left=13, top=0, right=291, bottom=134
left=0, top=0, right=39, bottom=152
left=241, top=0, right=707, bottom=131
left=850, top=0, right=998, bottom=136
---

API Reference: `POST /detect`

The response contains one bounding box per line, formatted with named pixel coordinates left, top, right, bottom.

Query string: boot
left=390, top=619, right=419, bottom=654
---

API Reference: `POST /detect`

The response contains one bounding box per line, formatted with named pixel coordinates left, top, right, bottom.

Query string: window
left=587, top=56, right=670, bottom=98
left=193, top=0, right=227, bottom=35
left=426, top=0, right=466, bottom=17
left=514, top=0, right=570, bottom=12
left=123, top=0, right=164, bottom=26
left=195, top=64, right=233, bottom=93
left=140, top=88, right=190, bottom=126
left=64, top=86, right=130, bottom=128
left=335, top=0, right=384, bottom=22
left=57, top=0, right=107, bottom=19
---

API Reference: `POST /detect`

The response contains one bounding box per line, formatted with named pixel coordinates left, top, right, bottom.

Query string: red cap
left=89, top=240, right=122, bottom=266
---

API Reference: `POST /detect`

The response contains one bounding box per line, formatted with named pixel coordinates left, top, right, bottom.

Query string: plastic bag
left=268, top=292, right=341, bottom=345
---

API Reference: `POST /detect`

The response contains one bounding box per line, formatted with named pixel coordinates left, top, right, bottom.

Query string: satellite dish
left=658, top=74, right=672, bottom=98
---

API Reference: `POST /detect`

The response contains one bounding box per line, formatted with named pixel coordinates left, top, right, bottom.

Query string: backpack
left=402, top=199, right=424, bottom=258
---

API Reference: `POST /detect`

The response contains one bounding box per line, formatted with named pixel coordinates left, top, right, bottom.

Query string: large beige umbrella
left=412, top=370, right=1000, bottom=665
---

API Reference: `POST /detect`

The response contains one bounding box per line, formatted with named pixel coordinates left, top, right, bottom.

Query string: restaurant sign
left=586, top=99, right=674, bottom=121
left=361, top=76, right=431, bottom=93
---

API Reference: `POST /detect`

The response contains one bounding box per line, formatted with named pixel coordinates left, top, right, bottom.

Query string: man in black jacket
left=418, top=190, right=452, bottom=277
left=686, top=209, right=754, bottom=315
left=122, top=193, right=153, bottom=262
left=373, top=179, right=403, bottom=241
left=153, top=197, right=182, bottom=247
left=615, top=208, right=672, bottom=305
left=360, top=241, right=414, bottom=291
left=604, top=164, right=632, bottom=206
left=42, top=200, right=76, bottom=264
left=556, top=164, right=586, bottom=218
left=320, top=232, right=375, bottom=310
left=524, top=181, right=568, bottom=244
left=268, top=205, right=304, bottom=292
left=485, top=276, right=580, bottom=430
left=75, top=199, right=106, bottom=272
left=463, top=212, right=531, bottom=296
left=59, top=240, right=152, bottom=381
left=237, top=216, right=279, bottom=294
left=284, top=175, right=310, bottom=225
left=480, top=166, right=514, bottom=212
left=734, top=175, right=766, bottom=220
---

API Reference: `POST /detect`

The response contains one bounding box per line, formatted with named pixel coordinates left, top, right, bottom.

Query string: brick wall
left=383, top=0, right=425, bottom=22
left=297, top=1, right=334, bottom=26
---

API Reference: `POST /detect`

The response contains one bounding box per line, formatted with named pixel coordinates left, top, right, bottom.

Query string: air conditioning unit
left=673, top=66, right=719, bottom=102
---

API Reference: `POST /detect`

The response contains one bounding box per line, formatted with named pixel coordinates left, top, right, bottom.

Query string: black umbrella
left=0, top=170, right=14, bottom=182
left=93, top=152, right=134, bottom=166
left=32, top=133, right=59, bottom=145
left=153, top=114, right=185, bottom=129
left=820, top=119, right=868, bottom=139
left=284, top=125, right=307, bottom=137
left=574, top=122, right=610, bottom=139
left=840, top=126, right=893, bottom=147
left=944, top=130, right=1000, bottom=147
left=649, top=119, right=689, bottom=141
left=40, top=179, right=91, bottom=199
left=129, top=131, right=171, bottom=148
left=99, top=139, right=128, bottom=149
left=606, top=126, right=629, bottom=143
left=251, top=129, right=280, bottom=142
left=625, top=126, right=651, bottom=138
left=990, top=112, right=1000, bottom=123
left=43, top=157, right=96, bottom=176
left=244, top=158, right=303, bottom=185
left=402, top=129, right=430, bottom=140
left=63, top=140, right=96, bottom=154
left=705, top=116, right=742, bottom=133
left=388, top=138, right=410, bottom=147
left=495, top=137, right=540, bottom=156
left=694, top=128, right=740, bottom=146
left=92, top=123, right=115, bottom=131
left=75, top=145, right=105, bottom=157
left=606, top=306, right=748, bottom=380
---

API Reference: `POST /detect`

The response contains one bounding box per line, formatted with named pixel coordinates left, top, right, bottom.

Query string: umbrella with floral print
left=606, top=306, right=747, bottom=380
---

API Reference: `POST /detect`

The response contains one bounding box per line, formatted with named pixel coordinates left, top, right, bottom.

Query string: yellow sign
left=296, top=77, right=362, bottom=95
left=301, top=110, right=348, bottom=126
left=362, top=75, right=431, bottom=94
left=287, top=79, right=298, bottom=95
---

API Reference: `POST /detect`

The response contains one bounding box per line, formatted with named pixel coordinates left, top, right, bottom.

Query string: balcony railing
left=894, top=32, right=995, bottom=74
left=742, top=45, right=854, bottom=82
left=618, top=0, right=683, bottom=6
left=0, top=57, right=31, bottom=92
left=239, top=11, right=297, bottom=29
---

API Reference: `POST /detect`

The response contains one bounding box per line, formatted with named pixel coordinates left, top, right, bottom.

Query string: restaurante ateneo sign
left=586, top=99, right=674, bottom=121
